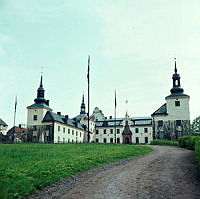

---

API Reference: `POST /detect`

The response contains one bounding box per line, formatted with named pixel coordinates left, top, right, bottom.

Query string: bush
left=178, top=136, right=199, bottom=150
left=150, top=139, right=178, bottom=146
left=195, top=137, right=200, bottom=167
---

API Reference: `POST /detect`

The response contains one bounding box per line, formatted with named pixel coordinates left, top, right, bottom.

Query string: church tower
left=27, top=75, right=52, bottom=127
left=165, top=59, right=190, bottom=121
left=152, top=59, right=190, bottom=140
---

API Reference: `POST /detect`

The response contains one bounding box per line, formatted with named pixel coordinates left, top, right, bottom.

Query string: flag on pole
left=87, top=55, right=90, bottom=83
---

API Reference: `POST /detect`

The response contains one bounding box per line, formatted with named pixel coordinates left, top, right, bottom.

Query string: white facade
left=95, top=125, right=153, bottom=144
left=27, top=106, right=52, bottom=127
left=0, top=124, right=8, bottom=135
left=53, top=122, right=85, bottom=143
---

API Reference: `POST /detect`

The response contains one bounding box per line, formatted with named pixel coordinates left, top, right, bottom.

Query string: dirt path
left=29, top=146, right=200, bottom=199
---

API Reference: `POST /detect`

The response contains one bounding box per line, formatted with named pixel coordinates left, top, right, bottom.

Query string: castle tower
left=27, top=75, right=52, bottom=127
left=165, top=59, right=190, bottom=121
left=152, top=59, right=190, bottom=140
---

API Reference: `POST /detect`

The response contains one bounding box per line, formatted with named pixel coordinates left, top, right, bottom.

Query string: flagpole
left=115, top=90, right=117, bottom=144
left=13, top=96, right=17, bottom=142
left=87, top=55, right=90, bottom=143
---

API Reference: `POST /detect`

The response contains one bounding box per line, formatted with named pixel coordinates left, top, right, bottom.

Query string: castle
left=26, top=60, right=190, bottom=143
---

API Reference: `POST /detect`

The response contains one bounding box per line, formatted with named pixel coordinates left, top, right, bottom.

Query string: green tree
left=190, top=116, right=200, bottom=135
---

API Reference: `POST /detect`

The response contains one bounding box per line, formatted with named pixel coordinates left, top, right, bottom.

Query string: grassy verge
left=150, top=139, right=178, bottom=146
left=0, top=143, right=152, bottom=199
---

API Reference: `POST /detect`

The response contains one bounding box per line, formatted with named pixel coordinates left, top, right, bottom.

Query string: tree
left=190, top=116, right=200, bottom=135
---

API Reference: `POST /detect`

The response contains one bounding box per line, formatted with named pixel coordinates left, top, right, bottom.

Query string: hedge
left=195, top=138, right=200, bottom=167
left=150, top=139, right=178, bottom=146
left=178, top=136, right=200, bottom=167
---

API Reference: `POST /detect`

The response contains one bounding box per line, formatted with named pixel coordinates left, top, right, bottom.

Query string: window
left=136, top=137, right=139, bottom=144
left=58, top=136, right=60, bottom=143
left=96, top=130, right=99, bottom=134
left=63, top=138, right=65, bottom=143
left=32, top=126, right=36, bottom=131
left=175, top=100, right=180, bottom=107
left=96, top=138, right=99, bottom=143
left=63, top=127, right=65, bottom=133
left=76, top=131, right=78, bottom=136
left=110, top=129, right=113, bottom=134
left=110, top=138, right=113, bottom=143
left=178, top=131, right=182, bottom=137
left=144, top=128, right=148, bottom=133
left=135, top=128, right=139, bottom=133
left=176, top=120, right=181, bottom=126
left=117, top=138, right=120, bottom=143
left=72, top=130, right=74, bottom=135
left=80, top=132, right=81, bottom=137
left=68, top=139, right=70, bottom=143
left=158, top=120, right=163, bottom=127
left=104, top=129, right=106, bottom=134
left=103, top=138, right=107, bottom=143
left=58, top=126, right=60, bottom=131
left=33, top=115, right=37, bottom=121
left=68, top=129, right=70, bottom=134
left=117, top=129, right=120, bottom=134
left=145, top=137, right=148, bottom=144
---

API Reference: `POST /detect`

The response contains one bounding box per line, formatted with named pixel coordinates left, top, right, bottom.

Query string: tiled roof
left=7, top=126, right=27, bottom=136
left=0, top=118, right=7, bottom=126
left=96, top=117, right=152, bottom=127
left=42, top=111, right=84, bottom=130
left=152, top=103, right=167, bottom=116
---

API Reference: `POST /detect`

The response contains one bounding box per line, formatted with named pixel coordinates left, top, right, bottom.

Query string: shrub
left=178, top=136, right=199, bottom=150
left=150, top=139, right=178, bottom=146
left=195, top=137, right=200, bottom=167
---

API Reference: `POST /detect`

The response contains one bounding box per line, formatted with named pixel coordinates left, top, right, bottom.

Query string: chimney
left=57, top=112, right=61, bottom=116
left=110, top=116, right=112, bottom=119
left=46, top=100, right=49, bottom=106
left=65, top=115, right=68, bottom=121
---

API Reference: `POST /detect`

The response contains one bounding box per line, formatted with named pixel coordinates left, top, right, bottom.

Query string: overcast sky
left=1, top=0, right=200, bottom=128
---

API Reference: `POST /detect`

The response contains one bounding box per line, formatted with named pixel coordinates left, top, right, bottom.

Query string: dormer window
left=175, top=100, right=180, bottom=107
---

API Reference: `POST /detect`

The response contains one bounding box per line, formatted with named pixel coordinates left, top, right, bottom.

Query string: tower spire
left=170, top=58, right=184, bottom=94
left=80, top=93, right=86, bottom=115
left=40, top=75, right=43, bottom=87
left=174, top=58, right=177, bottom=73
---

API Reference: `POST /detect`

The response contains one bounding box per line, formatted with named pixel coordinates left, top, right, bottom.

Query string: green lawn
left=0, top=143, right=152, bottom=199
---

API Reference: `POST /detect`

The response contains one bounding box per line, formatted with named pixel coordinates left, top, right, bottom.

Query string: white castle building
left=26, top=60, right=190, bottom=143
left=91, top=107, right=153, bottom=144
left=26, top=76, right=92, bottom=143
left=152, top=60, right=190, bottom=139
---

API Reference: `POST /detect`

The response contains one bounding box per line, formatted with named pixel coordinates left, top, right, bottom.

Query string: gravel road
left=29, top=146, right=200, bottom=199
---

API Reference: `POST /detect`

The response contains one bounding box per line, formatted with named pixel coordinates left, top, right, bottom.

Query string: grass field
left=0, top=143, right=152, bottom=199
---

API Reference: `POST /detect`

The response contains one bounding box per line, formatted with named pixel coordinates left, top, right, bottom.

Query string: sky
left=0, top=0, right=200, bottom=128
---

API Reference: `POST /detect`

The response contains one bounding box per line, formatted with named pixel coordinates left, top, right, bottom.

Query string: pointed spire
left=82, top=93, right=84, bottom=103
left=80, top=93, right=86, bottom=115
left=40, top=75, right=43, bottom=87
left=174, top=58, right=177, bottom=73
